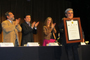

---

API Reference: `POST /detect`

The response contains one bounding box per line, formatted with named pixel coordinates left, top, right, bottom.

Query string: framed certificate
left=63, top=17, right=83, bottom=43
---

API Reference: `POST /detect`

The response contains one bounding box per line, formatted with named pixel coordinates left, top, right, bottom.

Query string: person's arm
left=14, top=18, right=22, bottom=32
left=82, top=29, right=85, bottom=42
left=54, top=28, right=57, bottom=33
left=33, top=22, right=39, bottom=34
left=59, top=20, right=64, bottom=33
left=21, top=24, right=33, bottom=35
left=15, top=24, right=22, bottom=32
left=2, top=21, right=15, bottom=33
left=33, top=27, right=37, bottom=34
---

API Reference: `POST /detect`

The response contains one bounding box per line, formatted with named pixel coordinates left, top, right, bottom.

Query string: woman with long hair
left=43, top=17, right=57, bottom=46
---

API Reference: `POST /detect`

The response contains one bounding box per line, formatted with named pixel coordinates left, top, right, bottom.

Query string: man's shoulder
left=21, top=22, right=26, bottom=25
left=2, top=20, right=9, bottom=24
left=21, top=22, right=27, bottom=26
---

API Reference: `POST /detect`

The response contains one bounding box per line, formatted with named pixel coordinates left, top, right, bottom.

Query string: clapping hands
left=15, top=18, right=20, bottom=26
left=51, top=23, right=56, bottom=29
left=31, top=21, right=39, bottom=28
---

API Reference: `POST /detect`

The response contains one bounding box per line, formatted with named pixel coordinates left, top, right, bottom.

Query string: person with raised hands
left=21, top=15, right=39, bottom=46
left=43, top=17, right=56, bottom=46
left=2, top=11, right=22, bottom=46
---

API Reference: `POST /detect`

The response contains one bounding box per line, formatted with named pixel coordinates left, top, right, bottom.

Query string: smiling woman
left=43, top=17, right=57, bottom=46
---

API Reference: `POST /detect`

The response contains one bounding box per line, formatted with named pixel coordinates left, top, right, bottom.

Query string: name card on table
left=80, top=42, right=86, bottom=45
left=0, top=42, right=14, bottom=47
left=47, top=42, right=59, bottom=46
left=27, top=42, right=39, bottom=46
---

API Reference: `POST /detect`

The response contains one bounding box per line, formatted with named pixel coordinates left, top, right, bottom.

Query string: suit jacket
left=21, top=22, right=37, bottom=46
left=2, top=20, right=22, bottom=45
left=43, top=26, right=56, bottom=40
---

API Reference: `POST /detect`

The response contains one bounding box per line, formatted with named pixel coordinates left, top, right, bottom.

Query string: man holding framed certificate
left=59, top=8, right=85, bottom=60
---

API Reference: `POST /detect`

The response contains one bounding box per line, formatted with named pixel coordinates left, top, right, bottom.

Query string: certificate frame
left=63, top=17, right=83, bottom=44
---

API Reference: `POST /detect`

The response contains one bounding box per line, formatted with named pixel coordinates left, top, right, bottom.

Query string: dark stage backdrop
left=0, top=0, right=71, bottom=46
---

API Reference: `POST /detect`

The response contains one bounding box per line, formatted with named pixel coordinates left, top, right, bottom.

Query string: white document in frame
left=66, top=20, right=80, bottom=40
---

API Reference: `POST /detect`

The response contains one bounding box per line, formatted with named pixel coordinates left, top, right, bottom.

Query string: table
left=0, top=45, right=90, bottom=60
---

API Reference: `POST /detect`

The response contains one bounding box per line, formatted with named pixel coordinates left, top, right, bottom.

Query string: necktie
left=28, top=23, right=30, bottom=27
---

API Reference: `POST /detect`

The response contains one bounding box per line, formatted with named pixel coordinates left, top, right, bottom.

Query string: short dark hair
left=5, top=11, right=12, bottom=19
left=24, top=14, right=31, bottom=18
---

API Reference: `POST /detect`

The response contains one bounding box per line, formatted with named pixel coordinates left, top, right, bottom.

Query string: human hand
left=35, top=22, right=39, bottom=27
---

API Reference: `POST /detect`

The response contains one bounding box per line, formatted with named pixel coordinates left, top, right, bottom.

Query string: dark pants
left=15, top=39, right=19, bottom=47
left=65, top=43, right=79, bottom=60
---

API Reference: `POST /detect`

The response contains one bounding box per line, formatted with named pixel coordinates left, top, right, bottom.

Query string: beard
left=10, top=17, right=15, bottom=20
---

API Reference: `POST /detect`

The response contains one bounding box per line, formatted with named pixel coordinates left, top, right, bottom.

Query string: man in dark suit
left=59, top=8, right=85, bottom=60
left=21, top=15, right=39, bottom=46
